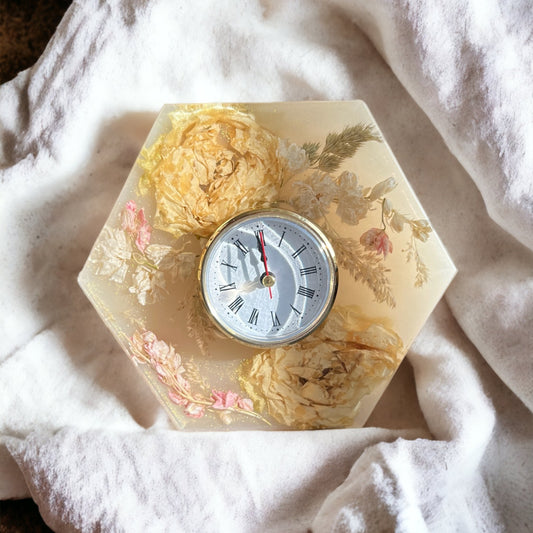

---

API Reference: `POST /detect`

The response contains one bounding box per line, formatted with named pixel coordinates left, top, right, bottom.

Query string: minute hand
left=258, top=230, right=273, bottom=300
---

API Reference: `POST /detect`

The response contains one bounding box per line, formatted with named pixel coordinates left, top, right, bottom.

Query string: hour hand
left=255, top=230, right=267, bottom=262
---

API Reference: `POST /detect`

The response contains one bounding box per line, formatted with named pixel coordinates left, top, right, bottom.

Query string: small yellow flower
left=139, top=106, right=284, bottom=238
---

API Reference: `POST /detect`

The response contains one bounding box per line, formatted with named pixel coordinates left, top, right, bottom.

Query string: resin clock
left=79, top=102, right=457, bottom=431
left=198, top=208, right=338, bottom=347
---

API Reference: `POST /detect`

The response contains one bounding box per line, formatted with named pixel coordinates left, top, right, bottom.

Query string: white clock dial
left=199, top=209, right=338, bottom=347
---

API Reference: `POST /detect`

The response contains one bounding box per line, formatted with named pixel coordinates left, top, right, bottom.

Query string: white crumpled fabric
left=1, top=1, right=532, bottom=531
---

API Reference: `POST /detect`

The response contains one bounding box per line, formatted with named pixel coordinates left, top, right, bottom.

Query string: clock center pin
left=261, top=272, right=276, bottom=288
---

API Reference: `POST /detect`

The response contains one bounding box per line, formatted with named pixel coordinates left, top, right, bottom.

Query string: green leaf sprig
left=303, top=123, right=381, bottom=173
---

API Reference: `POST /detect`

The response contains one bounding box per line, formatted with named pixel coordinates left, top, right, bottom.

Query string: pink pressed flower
left=360, top=228, right=393, bottom=257
left=135, top=219, right=152, bottom=253
left=140, top=330, right=157, bottom=345
left=154, top=363, right=167, bottom=380
left=144, top=338, right=170, bottom=361
left=226, top=391, right=240, bottom=407
left=184, top=403, right=205, bottom=418
left=121, top=201, right=138, bottom=233
left=237, top=398, right=254, bottom=411
left=211, top=390, right=227, bottom=409
left=140, top=331, right=158, bottom=358
left=121, top=201, right=152, bottom=252
left=169, top=390, right=188, bottom=406
left=211, top=390, right=239, bottom=410
left=175, top=374, right=191, bottom=392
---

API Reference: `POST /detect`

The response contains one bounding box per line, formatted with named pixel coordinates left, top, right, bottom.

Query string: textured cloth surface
left=1, top=1, right=533, bottom=532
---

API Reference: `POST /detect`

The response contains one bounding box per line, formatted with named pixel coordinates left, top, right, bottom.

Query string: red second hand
left=259, top=230, right=273, bottom=299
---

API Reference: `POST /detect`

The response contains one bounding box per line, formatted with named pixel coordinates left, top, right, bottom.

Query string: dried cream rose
left=239, top=306, right=403, bottom=429
left=139, top=106, right=284, bottom=238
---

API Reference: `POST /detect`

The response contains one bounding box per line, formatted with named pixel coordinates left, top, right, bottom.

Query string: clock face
left=199, top=209, right=338, bottom=347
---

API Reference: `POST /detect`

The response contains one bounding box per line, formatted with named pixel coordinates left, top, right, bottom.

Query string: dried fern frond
left=317, top=153, right=344, bottom=173
left=186, top=293, right=215, bottom=355
left=302, top=141, right=320, bottom=166
left=184, top=360, right=210, bottom=392
left=404, top=239, right=430, bottom=287
left=414, top=257, right=430, bottom=287
left=314, top=124, right=381, bottom=172
left=323, top=124, right=381, bottom=155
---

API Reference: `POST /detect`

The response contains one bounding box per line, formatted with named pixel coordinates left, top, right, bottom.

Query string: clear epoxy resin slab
left=78, top=101, right=456, bottom=430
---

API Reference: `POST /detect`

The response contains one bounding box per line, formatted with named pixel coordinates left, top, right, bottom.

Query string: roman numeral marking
left=219, top=283, right=236, bottom=291
left=221, top=261, right=237, bottom=271
left=248, top=308, right=259, bottom=325
left=291, top=245, right=306, bottom=258
left=271, top=311, right=281, bottom=327
left=290, top=304, right=302, bottom=316
left=228, top=296, right=244, bottom=313
left=278, top=231, right=286, bottom=247
left=255, top=230, right=265, bottom=244
left=234, top=239, right=249, bottom=256
left=300, top=266, right=317, bottom=276
left=297, top=286, right=315, bottom=299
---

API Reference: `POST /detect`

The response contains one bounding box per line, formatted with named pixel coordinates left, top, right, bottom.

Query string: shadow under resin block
left=78, top=101, right=456, bottom=430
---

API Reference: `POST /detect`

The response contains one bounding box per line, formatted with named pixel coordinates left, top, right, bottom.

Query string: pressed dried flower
left=237, top=398, right=253, bottom=411
left=169, top=390, right=189, bottom=406
left=92, top=227, right=132, bottom=283
left=129, top=265, right=167, bottom=305
left=377, top=198, right=432, bottom=287
left=144, top=244, right=197, bottom=282
left=211, top=390, right=242, bottom=410
left=410, top=219, right=432, bottom=242
left=121, top=201, right=138, bottom=233
left=360, top=228, right=393, bottom=258
left=277, top=139, right=309, bottom=173
left=130, top=330, right=186, bottom=379
left=335, top=170, right=371, bottom=225
left=139, top=106, right=284, bottom=238
left=390, top=210, right=407, bottom=232
left=239, top=306, right=403, bottom=429
left=128, top=329, right=270, bottom=426
left=368, top=177, right=397, bottom=201
left=289, top=172, right=337, bottom=220
left=184, top=403, right=205, bottom=418
left=135, top=218, right=152, bottom=254
left=120, top=200, right=152, bottom=253
left=332, top=235, right=395, bottom=307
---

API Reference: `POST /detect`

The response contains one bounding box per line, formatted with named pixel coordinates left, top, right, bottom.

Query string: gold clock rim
left=197, top=207, right=339, bottom=348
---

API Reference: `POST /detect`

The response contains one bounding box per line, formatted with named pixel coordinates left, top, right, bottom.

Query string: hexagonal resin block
left=78, top=101, right=456, bottom=430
